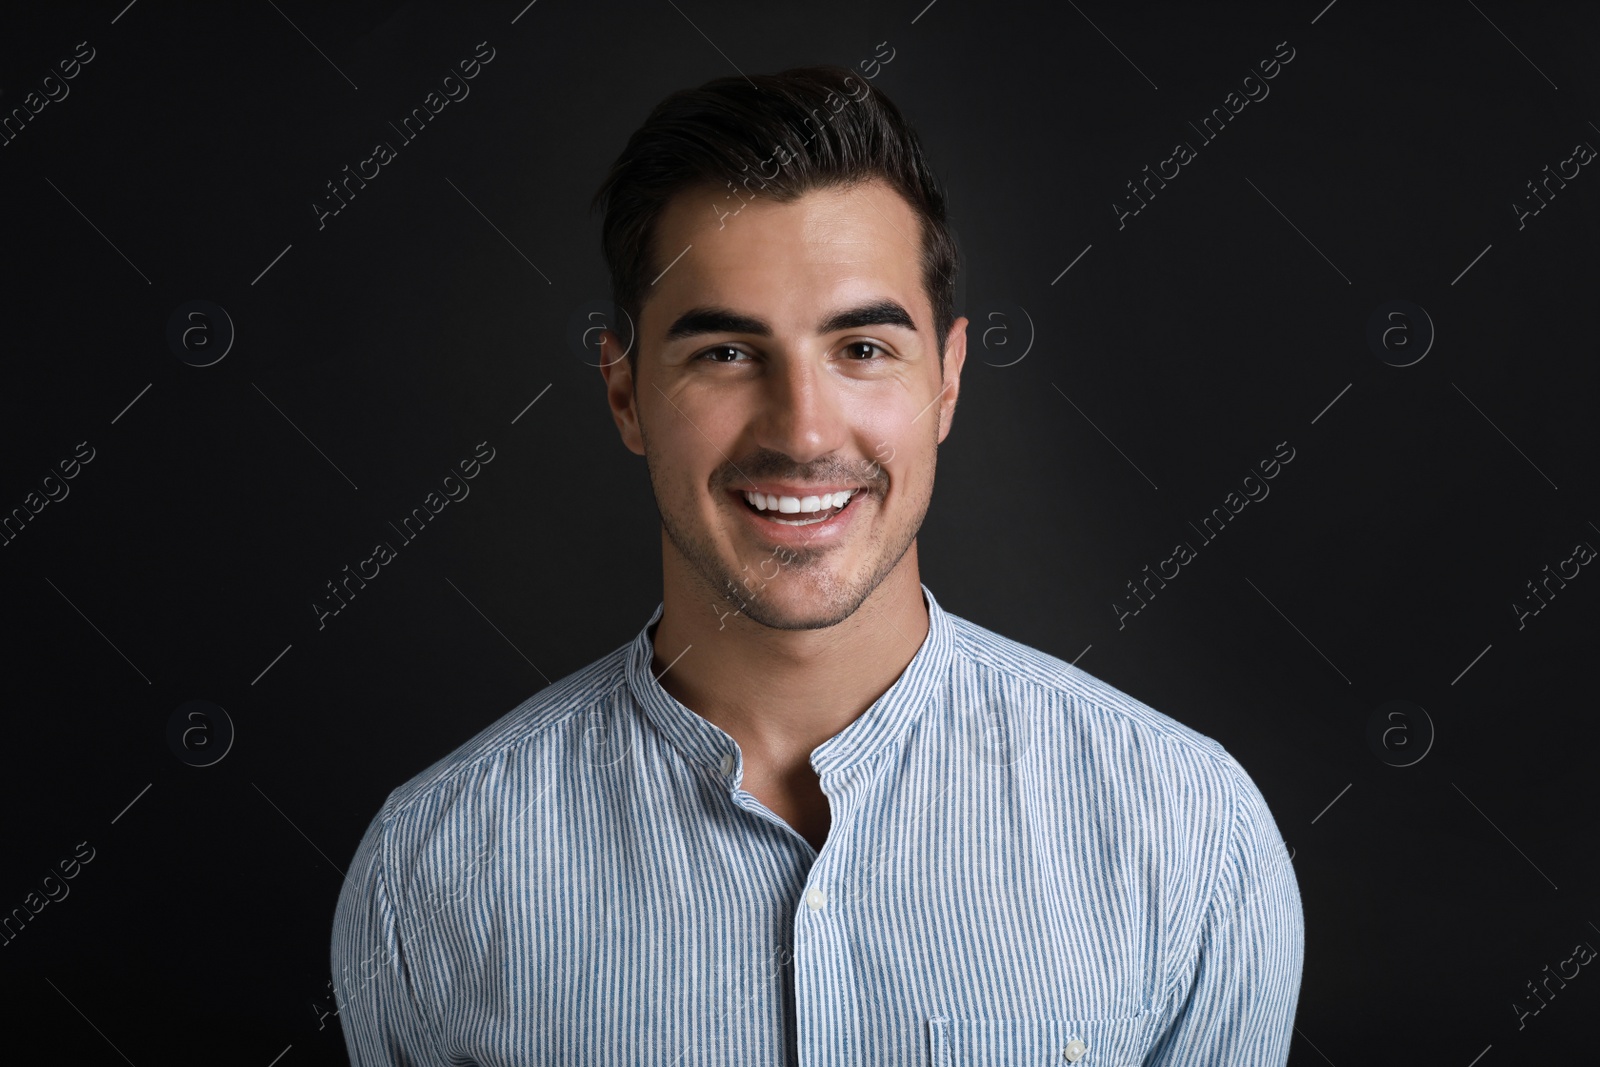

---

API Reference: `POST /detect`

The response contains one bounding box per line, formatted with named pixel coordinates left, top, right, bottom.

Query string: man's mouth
left=733, top=488, right=860, bottom=526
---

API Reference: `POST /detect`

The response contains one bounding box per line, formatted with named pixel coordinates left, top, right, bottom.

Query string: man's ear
left=936, top=315, right=968, bottom=445
left=599, top=329, right=646, bottom=456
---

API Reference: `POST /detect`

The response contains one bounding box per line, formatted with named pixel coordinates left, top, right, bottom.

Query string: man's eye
left=695, top=343, right=887, bottom=363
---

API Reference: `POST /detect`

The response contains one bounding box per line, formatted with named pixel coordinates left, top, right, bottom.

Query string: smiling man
left=602, top=172, right=957, bottom=855
left=332, top=65, right=1304, bottom=1066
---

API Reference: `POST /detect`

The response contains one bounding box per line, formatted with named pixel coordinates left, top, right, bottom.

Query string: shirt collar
left=625, top=582, right=955, bottom=783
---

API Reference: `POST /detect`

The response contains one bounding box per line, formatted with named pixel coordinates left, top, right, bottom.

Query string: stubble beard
left=639, top=424, right=935, bottom=633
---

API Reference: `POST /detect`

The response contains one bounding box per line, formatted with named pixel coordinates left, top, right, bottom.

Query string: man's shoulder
left=943, top=607, right=1285, bottom=865
left=371, top=636, right=634, bottom=829
left=945, top=609, right=1235, bottom=773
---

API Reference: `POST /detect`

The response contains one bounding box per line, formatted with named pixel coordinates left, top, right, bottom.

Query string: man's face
left=601, top=178, right=966, bottom=631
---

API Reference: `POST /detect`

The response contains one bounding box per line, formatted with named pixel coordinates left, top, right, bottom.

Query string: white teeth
left=741, top=489, right=856, bottom=514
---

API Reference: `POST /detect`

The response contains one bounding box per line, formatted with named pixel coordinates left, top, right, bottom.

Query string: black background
left=2, top=0, right=1597, bottom=1062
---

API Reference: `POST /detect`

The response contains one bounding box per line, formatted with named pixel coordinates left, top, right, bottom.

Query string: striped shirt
left=331, top=583, right=1303, bottom=1065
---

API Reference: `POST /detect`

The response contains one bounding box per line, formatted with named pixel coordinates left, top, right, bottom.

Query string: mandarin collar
left=625, top=583, right=954, bottom=782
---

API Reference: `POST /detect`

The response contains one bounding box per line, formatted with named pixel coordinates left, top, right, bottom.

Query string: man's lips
left=724, top=486, right=868, bottom=529
left=731, top=482, right=866, bottom=498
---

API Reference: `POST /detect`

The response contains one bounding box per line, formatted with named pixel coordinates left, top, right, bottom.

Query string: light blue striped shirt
left=331, top=584, right=1303, bottom=1065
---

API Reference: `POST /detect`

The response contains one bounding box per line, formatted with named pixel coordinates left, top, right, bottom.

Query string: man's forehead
left=646, top=178, right=929, bottom=333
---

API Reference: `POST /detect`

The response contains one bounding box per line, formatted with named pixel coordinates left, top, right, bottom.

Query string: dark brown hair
left=589, top=64, right=958, bottom=374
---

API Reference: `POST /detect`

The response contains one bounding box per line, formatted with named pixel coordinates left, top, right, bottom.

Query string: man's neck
left=649, top=551, right=931, bottom=772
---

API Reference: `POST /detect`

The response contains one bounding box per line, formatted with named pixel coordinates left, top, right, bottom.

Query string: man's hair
left=589, top=64, right=958, bottom=376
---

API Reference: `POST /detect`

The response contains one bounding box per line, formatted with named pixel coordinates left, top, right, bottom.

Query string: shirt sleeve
left=330, top=810, right=447, bottom=1066
left=1146, top=755, right=1305, bottom=1066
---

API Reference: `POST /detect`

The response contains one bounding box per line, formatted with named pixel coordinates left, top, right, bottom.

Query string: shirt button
left=1062, top=1039, right=1088, bottom=1062
left=805, top=887, right=826, bottom=911
left=719, top=752, right=735, bottom=775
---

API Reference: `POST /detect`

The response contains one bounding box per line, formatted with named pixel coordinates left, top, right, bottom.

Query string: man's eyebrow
left=663, top=307, right=769, bottom=342
left=662, top=299, right=918, bottom=342
left=819, top=299, right=917, bottom=336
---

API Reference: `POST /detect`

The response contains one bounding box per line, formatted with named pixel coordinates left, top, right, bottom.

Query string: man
left=331, top=64, right=1304, bottom=1065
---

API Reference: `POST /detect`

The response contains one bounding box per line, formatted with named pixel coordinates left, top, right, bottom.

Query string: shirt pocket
left=927, top=1010, right=1163, bottom=1067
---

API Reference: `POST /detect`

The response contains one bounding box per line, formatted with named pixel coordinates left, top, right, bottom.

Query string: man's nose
left=753, top=352, right=849, bottom=464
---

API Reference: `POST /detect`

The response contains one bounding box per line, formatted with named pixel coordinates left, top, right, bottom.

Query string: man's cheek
left=868, top=440, right=897, bottom=482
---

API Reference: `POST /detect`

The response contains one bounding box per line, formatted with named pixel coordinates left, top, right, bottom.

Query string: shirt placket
left=790, top=770, right=863, bottom=1067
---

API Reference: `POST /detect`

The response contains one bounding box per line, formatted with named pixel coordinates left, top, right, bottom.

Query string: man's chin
left=717, top=569, right=863, bottom=631
left=730, top=600, right=858, bottom=632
